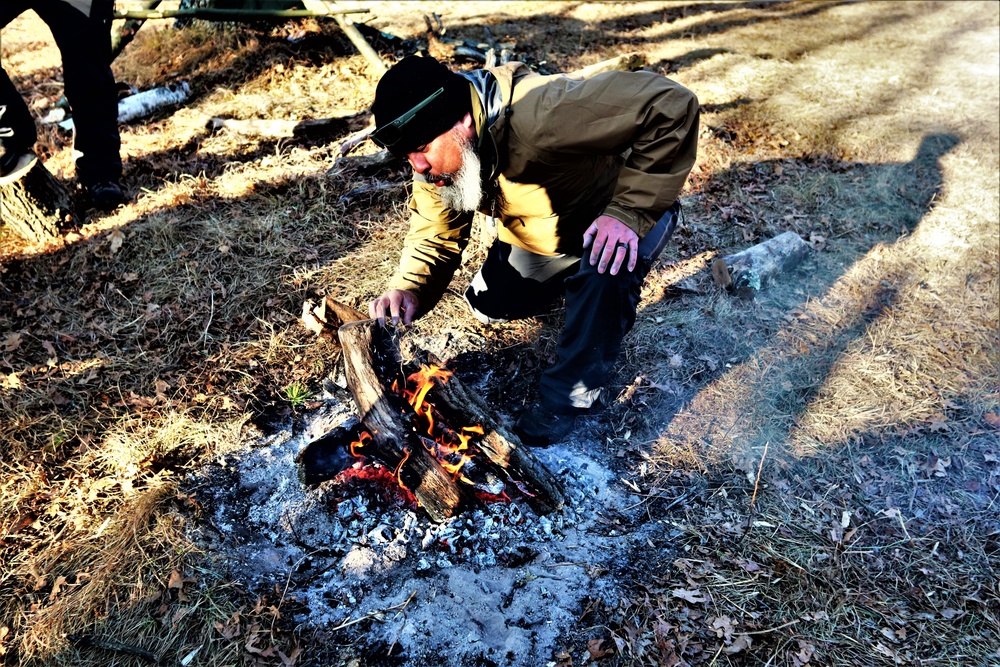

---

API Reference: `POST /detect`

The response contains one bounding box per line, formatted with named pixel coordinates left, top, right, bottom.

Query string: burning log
left=323, top=298, right=564, bottom=522
left=339, top=319, right=466, bottom=522
left=409, top=350, right=565, bottom=515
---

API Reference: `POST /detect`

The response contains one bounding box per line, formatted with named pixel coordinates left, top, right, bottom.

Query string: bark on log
left=301, top=295, right=367, bottom=338
left=412, top=350, right=565, bottom=515
left=716, top=231, right=811, bottom=297
left=0, top=159, right=73, bottom=243
left=338, top=319, right=464, bottom=522
left=329, top=299, right=564, bottom=519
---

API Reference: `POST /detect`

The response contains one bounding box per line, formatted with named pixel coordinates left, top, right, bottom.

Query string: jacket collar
left=460, top=63, right=528, bottom=182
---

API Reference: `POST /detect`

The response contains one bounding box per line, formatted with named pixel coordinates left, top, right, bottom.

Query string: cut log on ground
left=715, top=231, right=812, bottom=297
left=333, top=303, right=565, bottom=522
left=207, top=115, right=358, bottom=140
left=0, top=158, right=73, bottom=243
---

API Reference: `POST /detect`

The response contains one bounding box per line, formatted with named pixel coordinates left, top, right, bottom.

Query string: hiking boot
left=514, top=402, right=578, bottom=447
left=0, top=149, right=37, bottom=184
left=87, top=181, right=125, bottom=211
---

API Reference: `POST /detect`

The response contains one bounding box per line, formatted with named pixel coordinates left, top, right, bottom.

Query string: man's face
left=404, top=115, right=475, bottom=187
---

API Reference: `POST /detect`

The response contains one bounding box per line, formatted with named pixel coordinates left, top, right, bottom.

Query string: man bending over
left=368, top=55, right=699, bottom=446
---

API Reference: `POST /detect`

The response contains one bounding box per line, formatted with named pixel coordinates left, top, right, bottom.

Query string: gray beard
left=439, top=137, right=484, bottom=213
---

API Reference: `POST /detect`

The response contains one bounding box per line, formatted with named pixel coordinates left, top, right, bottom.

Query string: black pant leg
left=537, top=255, right=645, bottom=412
left=32, top=0, right=121, bottom=185
left=0, top=3, right=37, bottom=155
left=464, top=241, right=579, bottom=323
left=537, top=203, right=680, bottom=413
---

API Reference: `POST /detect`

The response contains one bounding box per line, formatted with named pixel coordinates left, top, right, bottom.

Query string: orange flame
left=393, top=447, right=412, bottom=491
left=399, top=365, right=483, bottom=481
left=349, top=430, right=372, bottom=457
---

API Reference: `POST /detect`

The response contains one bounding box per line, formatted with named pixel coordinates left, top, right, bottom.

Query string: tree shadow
left=624, top=133, right=966, bottom=468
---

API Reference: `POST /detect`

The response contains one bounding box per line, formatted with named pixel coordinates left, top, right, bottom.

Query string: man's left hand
left=583, top=215, right=639, bottom=275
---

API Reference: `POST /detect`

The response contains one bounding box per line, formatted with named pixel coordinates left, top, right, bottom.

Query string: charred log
left=338, top=319, right=464, bottom=522
left=412, top=350, right=565, bottom=515
left=329, top=297, right=565, bottom=521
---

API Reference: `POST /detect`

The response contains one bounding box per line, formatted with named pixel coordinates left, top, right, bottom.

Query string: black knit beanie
left=371, top=56, right=471, bottom=155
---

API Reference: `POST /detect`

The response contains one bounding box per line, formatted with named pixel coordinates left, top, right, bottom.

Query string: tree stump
left=0, top=159, right=74, bottom=243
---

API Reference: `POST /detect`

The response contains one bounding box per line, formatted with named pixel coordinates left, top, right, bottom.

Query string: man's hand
left=583, top=215, right=640, bottom=275
left=369, top=289, right=419, bottom=327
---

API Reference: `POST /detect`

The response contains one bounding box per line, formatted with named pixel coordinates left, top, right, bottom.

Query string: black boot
left=87, top=180, right=125, bottom=211
left=514, top=403, right=578, bottom=447
left=0, top=149, right=37, bottom=184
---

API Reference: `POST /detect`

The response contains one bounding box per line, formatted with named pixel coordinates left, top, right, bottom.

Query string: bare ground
left=1, top=2, right=998, bottom=666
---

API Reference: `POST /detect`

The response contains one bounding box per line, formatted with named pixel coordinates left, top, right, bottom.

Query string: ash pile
left=187, top=382, right=646, bottom=667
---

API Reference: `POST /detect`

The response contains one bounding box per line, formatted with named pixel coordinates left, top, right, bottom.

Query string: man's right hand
left=369, top=289, right=419, bottom=327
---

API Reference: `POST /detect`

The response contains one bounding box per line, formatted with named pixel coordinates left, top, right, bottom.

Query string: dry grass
left=2, top=1, right=998, bottom=666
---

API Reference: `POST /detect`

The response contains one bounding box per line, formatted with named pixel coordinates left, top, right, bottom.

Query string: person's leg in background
left=0, top=2, right=38, bottom=181
left=32, top=0, right=123, bottom=210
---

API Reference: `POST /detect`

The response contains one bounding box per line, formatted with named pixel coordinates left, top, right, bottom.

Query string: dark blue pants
left=0, top=0, right=121, bottom=185
left=465, top=203, right=680, bottom=413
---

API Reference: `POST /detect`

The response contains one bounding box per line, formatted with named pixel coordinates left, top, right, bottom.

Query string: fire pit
left=183, top=300, right=642, bottom=666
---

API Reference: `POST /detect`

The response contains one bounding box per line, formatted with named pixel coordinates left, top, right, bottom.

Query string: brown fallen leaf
left=724, top=634, right=751, bottom=654
left=791, top=639, right=815, bottom=666
left=984, top=410, right=1000, bottom=429
left=585, top=638, right=614, bottom=661
left=2, top=333, right=22, bottom=352
left=671, top=588, right=708, bottom=604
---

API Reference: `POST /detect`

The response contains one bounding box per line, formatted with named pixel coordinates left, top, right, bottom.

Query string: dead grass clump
left=113, top=20, right=259, bottom=90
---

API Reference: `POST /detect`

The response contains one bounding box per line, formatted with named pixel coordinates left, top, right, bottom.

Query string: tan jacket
left=388, top=62, right=700, bottom=312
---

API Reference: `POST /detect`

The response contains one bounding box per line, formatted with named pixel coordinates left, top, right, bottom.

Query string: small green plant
left=283, top=382, right=311, bottom=408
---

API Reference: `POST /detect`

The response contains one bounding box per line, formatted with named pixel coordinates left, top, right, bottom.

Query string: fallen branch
left=337, top=124, right=375, bottom=157
left=326, top=149, right=399, bottom=177
left=334, top=14, right=388, bottom=74
left=206, top=114, right=359, bottom=140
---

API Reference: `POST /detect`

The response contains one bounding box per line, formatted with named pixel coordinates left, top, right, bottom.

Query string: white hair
left=438, top=129, right=484, bottom=213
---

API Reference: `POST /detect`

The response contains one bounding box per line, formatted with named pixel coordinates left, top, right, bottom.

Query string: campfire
left=299, top=297, right=564, bottom=522
left=351, top=363, right=506, bottom=498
